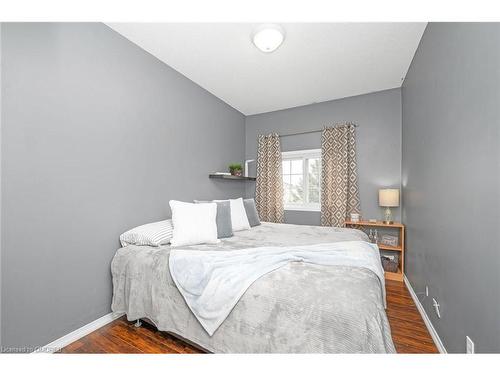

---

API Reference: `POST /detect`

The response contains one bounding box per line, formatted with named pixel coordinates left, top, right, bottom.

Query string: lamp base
left=383, top=207, right=393, bottom=225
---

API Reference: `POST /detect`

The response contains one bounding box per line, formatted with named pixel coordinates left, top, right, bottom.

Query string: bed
left=111, top=222, right=395, bottom=353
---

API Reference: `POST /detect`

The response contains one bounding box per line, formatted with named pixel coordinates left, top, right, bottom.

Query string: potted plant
left=229, top=163, right=243, bottom=177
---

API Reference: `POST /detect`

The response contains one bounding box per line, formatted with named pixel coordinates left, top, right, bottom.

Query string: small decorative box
left=381, top=234, right=398, bottom=247
left=350, top=213, right=360, bottom=222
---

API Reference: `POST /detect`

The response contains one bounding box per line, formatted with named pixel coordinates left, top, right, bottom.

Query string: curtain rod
left=278, top=124, right=358, bottom=138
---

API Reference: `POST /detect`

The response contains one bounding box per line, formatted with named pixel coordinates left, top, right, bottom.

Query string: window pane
left=289, top=175, right=304, bottom=203
left=308, top=158, right=321, bottom=180
left=308, top=187, right=320, bottom=203
left=284, top=175, right=292, bottom=192
left=282, top=160, right=290, bottom=175
left=307, top=158, right=321, bottom=187
left=307, top=158, right=321, bottom=204
left=290, top=174, right=303, bottom=188
left=283, top=186, right=290, bottom=203
left=289, top=187, right=302, bottom=203
left=281, top=150, right=321, bottom=209
left=283, top=174, right=292, bottom=204
left=291, top=159, right=303, bottom=174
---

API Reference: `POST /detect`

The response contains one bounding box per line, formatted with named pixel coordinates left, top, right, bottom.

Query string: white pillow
left=215, top=198, right=251, bottom=232
left=120, top=219, right=173, bottom=247
left=169, top=200, right=219, bottom=247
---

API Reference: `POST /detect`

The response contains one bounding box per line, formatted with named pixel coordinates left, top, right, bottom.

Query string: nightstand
left=345, top=220, right=405, bottom=282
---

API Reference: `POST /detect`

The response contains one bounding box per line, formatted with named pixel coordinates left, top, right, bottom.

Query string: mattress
left=111, top=222, right=395, bottom=353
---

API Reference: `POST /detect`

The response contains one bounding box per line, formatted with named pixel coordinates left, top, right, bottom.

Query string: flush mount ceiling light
left=252, top=25, right=285, bottom=53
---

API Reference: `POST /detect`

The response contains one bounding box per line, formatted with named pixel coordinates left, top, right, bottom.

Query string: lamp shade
left=379, top=189, right=399, bottom=207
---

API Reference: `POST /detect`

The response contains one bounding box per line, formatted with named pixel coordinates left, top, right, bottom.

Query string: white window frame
left=282, top=149, right=321, bottom=212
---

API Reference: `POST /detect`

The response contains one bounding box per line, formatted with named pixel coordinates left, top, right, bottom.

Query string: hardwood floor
left=59, top=280, right=438, bottom=354
left=385, top=280, right=439, bottom=353
left=58, top=318, right=201, bottom=354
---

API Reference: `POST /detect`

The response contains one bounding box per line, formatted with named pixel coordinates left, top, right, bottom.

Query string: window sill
left=284, top=207, right=321, bottom=212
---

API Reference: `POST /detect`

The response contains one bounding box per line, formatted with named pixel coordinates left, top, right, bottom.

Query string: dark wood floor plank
left=59, top=280, right=438, bottom=354
left=98, top=326, right=146, bottom=354
left=89, top=330, right=141, bottom=354
left=385, top=280, right=438, bottom=354
left=111, top=321, right=183, bottom=353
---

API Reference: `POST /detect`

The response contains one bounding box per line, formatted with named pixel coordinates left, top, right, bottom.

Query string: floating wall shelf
left=209, top=174, right=256, bottom=181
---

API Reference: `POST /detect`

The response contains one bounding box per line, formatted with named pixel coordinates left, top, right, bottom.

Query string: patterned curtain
left=321, top=124, right=360, bottom=227
left=255, top=133, right=284, bottom=223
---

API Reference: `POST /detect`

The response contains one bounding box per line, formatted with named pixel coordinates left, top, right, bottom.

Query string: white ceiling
left=107, top=23, right=426, bottom=115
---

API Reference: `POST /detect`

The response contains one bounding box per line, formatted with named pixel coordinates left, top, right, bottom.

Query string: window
left=282, top=149, right=321, bottom=211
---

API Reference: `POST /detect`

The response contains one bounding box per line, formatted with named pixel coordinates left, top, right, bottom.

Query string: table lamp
left=379, top=189, right=399, bottom=224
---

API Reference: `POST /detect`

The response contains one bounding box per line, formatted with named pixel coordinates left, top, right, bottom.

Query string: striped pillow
left=120, top=219, right=173, bottom=247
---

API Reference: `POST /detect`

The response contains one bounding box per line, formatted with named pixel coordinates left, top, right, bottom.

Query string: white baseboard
left=33, top=312, right=124, bottom=353
left=403, top=275, right=447, bottom=353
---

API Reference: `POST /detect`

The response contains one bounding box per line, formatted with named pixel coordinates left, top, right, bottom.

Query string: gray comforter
left=111, top=222, right=396, bottom=353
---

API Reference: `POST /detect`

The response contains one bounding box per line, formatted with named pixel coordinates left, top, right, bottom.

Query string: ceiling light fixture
left=252, top=25, right=285, bottom=53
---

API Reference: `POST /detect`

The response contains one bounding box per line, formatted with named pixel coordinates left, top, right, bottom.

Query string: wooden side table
left=345, top=220, right=405, bottom=282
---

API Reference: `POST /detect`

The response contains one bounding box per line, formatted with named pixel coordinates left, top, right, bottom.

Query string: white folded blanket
left=169, top=241, right=384, bottom=336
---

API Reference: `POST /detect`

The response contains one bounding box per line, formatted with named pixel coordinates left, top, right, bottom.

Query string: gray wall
left=0, top=23, right=245, bottom=350
left=245, top=88, right=402, bottom=225
left=402, top=23, right=500, bottom=353
left=0, top=24, right=2, bottom=349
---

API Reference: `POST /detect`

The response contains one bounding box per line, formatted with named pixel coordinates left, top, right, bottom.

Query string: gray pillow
left=194, top=200, right=233, bottom=238
left=243, top=198, right=261, bottom=227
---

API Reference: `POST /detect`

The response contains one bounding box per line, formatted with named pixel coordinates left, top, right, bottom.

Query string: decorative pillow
left=215, top=198, right=251, bottom=232
left=119, top=219, right=173, bottom=247
left=243, top=198, right=261, bottom=227
left=169, top=200, right=219, bottom=247
left=194, top=200, right=233, bottom=239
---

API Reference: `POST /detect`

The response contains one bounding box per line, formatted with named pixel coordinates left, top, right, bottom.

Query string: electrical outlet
left=466, top=336, right=475, bottom=354
left=425, top=286, right=429, bottom=297
left=432, top=298, right=441, bottom=318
